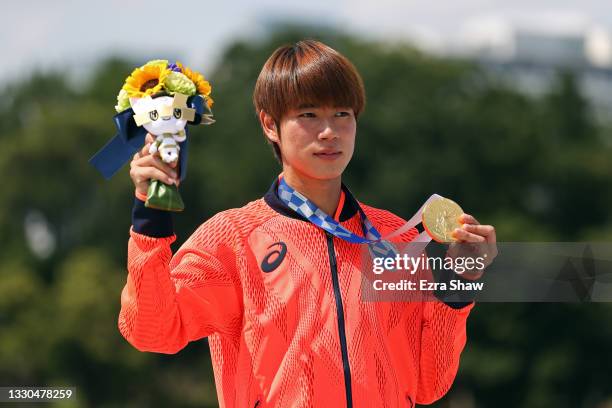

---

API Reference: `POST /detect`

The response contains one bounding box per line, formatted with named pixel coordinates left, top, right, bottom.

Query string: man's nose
left=318, top=123, right=338, bottom=140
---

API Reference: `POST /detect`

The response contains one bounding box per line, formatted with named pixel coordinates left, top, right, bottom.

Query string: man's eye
left=173, top=108, right=182, bottom=119
left=149, top=110, right=159, bottom=121
left=299, top=112, right=315, bottom=118
left=335, top=111, right=350, bottom=117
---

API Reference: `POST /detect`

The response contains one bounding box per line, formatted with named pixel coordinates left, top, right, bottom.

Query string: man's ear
left=259, top=110, right=280, bottom=144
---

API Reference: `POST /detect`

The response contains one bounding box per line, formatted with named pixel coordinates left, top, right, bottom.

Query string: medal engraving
left=422, top=198, right=463, bottom=243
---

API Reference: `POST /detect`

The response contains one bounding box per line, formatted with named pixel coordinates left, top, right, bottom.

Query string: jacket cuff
left=427, top=241, right=478, bottom=309
left=132, top=195, right=174, bottom=238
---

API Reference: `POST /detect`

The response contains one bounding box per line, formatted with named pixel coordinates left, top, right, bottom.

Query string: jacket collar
left=264, top=178, right=359, bottom=222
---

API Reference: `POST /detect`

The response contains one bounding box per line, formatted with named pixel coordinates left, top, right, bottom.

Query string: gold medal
left=422, top=197, right=464, bottom=243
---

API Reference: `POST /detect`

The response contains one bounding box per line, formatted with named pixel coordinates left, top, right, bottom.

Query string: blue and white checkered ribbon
left=278, top=177, right=398, bottom=258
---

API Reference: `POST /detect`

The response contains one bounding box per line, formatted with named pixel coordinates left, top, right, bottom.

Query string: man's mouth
left=314, top=151, right=342, bottom=160
left=314, top=150, right=341, bottom=157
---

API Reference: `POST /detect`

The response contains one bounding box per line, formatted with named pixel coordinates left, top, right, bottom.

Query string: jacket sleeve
left=380, top=216, right=474, bottom=404
left=367, top=206, right=475, bottom=403
left=118, top=200, right=244, bottom=354
left=415, top=300, right=474, bottom=404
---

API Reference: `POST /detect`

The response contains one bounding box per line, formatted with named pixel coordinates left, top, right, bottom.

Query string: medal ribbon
left=278, top=177, right=445, bottom=259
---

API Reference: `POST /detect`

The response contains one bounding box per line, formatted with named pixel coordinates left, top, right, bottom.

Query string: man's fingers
left=139, top=142, right=152, bottom=158
left=130, top=134, right=180, bottom=187
left=133, top=167, right=176, bottom=185
left=135, top=134, right=156, bottom=158
left=137, top=155, right=178, bottom=179
left=463, top=224, right=497, bottom=245
left=462, top=224, right=494, bottom=236
left=452, top=228, right=486, bottom=243
left=459, top=213, right=480, bottom=225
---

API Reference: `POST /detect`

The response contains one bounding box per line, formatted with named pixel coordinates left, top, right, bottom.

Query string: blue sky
left=4, top=0, right=612, bottom=82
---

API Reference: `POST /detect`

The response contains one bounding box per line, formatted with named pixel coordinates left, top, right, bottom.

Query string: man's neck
left=282, top=170, right=342, bottom=218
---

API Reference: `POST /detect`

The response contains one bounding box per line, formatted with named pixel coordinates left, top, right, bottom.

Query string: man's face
left=276, top=105, right=356, bottom=181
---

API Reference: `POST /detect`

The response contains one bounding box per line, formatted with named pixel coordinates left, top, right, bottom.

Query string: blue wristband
left=132, top=196, right=174, bottom=237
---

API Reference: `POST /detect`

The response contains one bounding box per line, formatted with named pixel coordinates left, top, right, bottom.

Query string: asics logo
left=261, top=242, right=287, bottom=273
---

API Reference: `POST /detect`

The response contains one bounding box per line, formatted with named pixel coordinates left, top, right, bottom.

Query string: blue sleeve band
left=132, top=196, right=174, bottom=237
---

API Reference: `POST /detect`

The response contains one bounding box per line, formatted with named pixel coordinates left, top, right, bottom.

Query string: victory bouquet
left=90, top=59, right=214, bottom=211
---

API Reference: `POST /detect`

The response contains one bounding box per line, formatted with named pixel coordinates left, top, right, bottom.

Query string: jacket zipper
left=326, top=232, right=353, bottom=408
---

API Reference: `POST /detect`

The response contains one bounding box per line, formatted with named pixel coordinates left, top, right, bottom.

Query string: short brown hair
left=253, top=39, right=366, bottom=162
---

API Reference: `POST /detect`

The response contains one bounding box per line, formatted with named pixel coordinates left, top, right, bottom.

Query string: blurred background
left=1, top=1, right=612, bottom=407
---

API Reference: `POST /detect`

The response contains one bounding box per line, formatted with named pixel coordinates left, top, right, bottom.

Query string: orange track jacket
left=119, top=179, right=474, bottom=407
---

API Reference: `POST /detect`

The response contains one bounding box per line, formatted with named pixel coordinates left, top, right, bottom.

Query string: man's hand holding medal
left=422, top=198, right=498, bottom=281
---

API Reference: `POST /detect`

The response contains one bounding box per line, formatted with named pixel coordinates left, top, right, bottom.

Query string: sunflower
left=177, top=62, right=214, bottom=108
left=122, top=63, right=171, bottom=98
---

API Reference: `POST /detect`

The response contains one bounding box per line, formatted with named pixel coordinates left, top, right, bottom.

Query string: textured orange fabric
left=333, top=190, right=346, bottom=221
left=119, top=198, right=474, bottom=407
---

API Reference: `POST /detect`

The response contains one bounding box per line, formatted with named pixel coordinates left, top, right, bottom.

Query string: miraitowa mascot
left=90, top=60, right=214, bottom=211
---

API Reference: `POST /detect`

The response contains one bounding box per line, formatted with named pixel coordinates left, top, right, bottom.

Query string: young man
left=120, top=40, right=496, bottom=407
